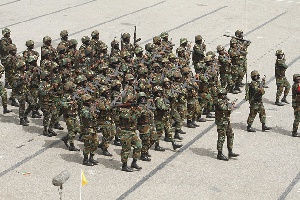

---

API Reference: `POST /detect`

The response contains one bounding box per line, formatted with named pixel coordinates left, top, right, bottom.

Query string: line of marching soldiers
left=1, top=27, right=296, bottom=171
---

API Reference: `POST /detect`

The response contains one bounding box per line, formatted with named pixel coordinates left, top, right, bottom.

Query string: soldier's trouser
left=100, top=122, right=116, bottom=150
left=172, top=106, right=182, bottom=132
left=120, top=130, right=142, bottom=163
left=199, top=92, right=213, bottom=113
left=30, top=87, right=39, bottom=109
left=83, top=128, right=98, bottom=156
left=138, top=125, right=151, bottom=154
left=293, top=106, right=300, bottom=132
left=217, top=123, right=234, bottom=151
left=41, top=103, right=56, bottom=128
left=276, top=78, right=291, bottom=100
left=238, top=59, right=247, bottom=84
left=155, top=115, right=173, bottom=142
left=17, top=93, right=36, bottom=118
left=231, top=65, right=239, bottom=85
left=247, top=103, right=266, bottom=125
left=0, top=82, right=8, bottom=106
left=51, top=97, right=62, bottom=127
left=187, top=100, right=201, bottom=121
left=64, top=115, right=81, bottom=143
left=220, top=73, right=234, bottom=91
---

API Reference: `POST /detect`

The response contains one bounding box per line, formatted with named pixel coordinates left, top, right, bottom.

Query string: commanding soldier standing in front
left=291, top=74, right=300, bottom=137
left=215, top=89, right=239, bottom=161
left=246, top=70, right=271, bottom=132
left=274, top=50, right=290, bottom=106
left=0, top=28, right=13, bottom=88
left=0, top=64, right=11, bottom=114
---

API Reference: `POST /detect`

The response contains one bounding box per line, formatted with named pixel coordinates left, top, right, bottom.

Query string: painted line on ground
left=0, top=0, right=20, bottom=7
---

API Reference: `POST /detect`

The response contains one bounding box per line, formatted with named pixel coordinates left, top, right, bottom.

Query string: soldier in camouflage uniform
left=110, top=38, right=121, bottom=58
left=90, top=30, right=105, bottom=59
left=292, top=74, right=300, bottom=137
left=23, top=40, right=39, bottom=65
left=97, top=86, right=116, bottom=156
left=160, top=32, right=174, bottom=55
left=192, top=35, right=206, bottom=73
left=61, top=81, right=81, bottom=151
left=0, top=28, right=13, bottom=88
left=67, top=39, right=79, bottom=65
left=79, top=36, right=91, bottom=54
left=41, top=36, right=57, bottom=62
left=274, top=50, right=290, bottom=106
left=118, top=93, right=142, bottom=172
left=121, top=33, right=135, bottom=57
left=228, top=39, right=243, bottom=93
left=247, top=70, right=271, bottom=132
left=80, top=93, right=99, bottom=166
left=0, top=64, right=11, bottom=114
left=58, top=30, right=70, bottom=52
left=215, top=89, right=239, bottom=161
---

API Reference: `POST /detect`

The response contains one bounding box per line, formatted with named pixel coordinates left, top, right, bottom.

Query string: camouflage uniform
left=23, top=40, right=39, bottom=65
left=228, top=39, right=243, bottom=92
left=41, top=36, right=57, bottom=62
left=291, top=74, right=300, bottom=137
left=0, top=64, right=11, bottom=114
left=275, top=50, right=290, bottom=104
left=192, top=35, right=206, bottom=73
left=121, top=33, right=135, bottom=57
left=0, top=28, right=12, bottom=86
left=58, top=30, right=71, bottom=52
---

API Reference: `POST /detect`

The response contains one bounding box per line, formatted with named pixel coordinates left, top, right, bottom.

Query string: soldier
left=192, top=35, right=206, bottom=73
left=160, top=32, right=174, bottom=55
left=0, top=64, right=11, bottom=114
left=79, top=36, right=91, bottom=55
left=58, top=30, right=70, bottom=51
left=97, top=86, right=116, bottom=156
left=110, top=38, right=121, bottom=58
left=23, top=40, right=39, bottom=65
left=90, top=30, right=105, bottom=59
left=246, top=70, right=271, bottom=132
left=80, top=93, right=99, bottom=166
left=61, top=81, right=80, bottom=151
left=67, top=39, right=79, bottom=65
left=292, top=74, right=300, bottom=137
left=41, top=36, right=57, bottom=62
left=228, top=38, right=243, bottom=93
left=118, top=93, right=142, bottom=172
left=274, top=50, right=290, bottom=106
left=121, top=32, right=135, bottom=57
left=0, top=28, right=12, bottom=88
left=215, top=89, right=239, bottom=161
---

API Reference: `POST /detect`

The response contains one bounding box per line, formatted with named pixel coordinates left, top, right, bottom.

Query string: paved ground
left=0, top=0, right=299, bottom=199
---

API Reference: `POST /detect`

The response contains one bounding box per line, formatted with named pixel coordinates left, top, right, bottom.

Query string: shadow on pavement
left=190, top=147, right=216, bottom=159
left=230, top=122, right=247, bottom=131
left=95, top=157, right=120, bottom=170
left=60, top=153, right=82, bottom=164
left=271, top=125, right=292, bottom=136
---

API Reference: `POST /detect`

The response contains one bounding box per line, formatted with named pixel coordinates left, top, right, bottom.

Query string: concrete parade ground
left=0, top=0, right=299, bottom=199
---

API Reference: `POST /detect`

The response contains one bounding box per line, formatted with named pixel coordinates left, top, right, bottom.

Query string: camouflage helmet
left=293, top=74, right=300, bottom=82
left=275, top=49, right=284, bottom=56
left=161, top=58, right=169, bottom=63
left=182, top=67, right=190, bottom=74
left=230, top=38, right=238, bottom=44
left=251, top=70, right=260, bottom=77
left=60, top=30, right=68, bottom=37
left=121, top=32, right=130, bottom=39
left=216, top=45, right=224, bottom=52
left=163, top=77, right=170, bottom=83
left=125, top=73, right=134, bottom=81
left=64, top=81, right=76, bottom=91
left=137, top=92, right=146, bottom=99
left=122, top=93, right=136, bottom=103
left=76, top=75, right=87, bottom=84
left=153, top=36, right=161, bottom=43
left=91, top=30, right=99, bottom=37
left=153, top=85, right=163, bottom=93
left=235, top=30, right=243, bottom=37
left=110, top=56, right=119, bottom=64
left=204, top=55, right=212, bottom=62
left=25, top=40, right=34, bottom=47
left=160, top=32, right=169, bottom=38
left=120, top=50, right=131, bottom=58
left=195, top=35, right=203, bottom=41
left=218, top=88, right=227, bottom=95
left=84, top=46, right=93, bottom=56
left=43, top=36, right=52, bottom=43
left=57, top=44, right=67, bottom=53
left=180, top=38, right=188, bottom=45
left=173, top=71, right=182, bottom=78
left=28, top=55, right=38, bottom=63
left=206, top=51, right=216, bottom=57
left=85, top=70, right=95, bottom=79
left=61, top=58, right=71, bottom=66
left=111, top=39, right=119, bottom=47
left=168, top=53, right=176, bottom=59
left=111, top=80, right=121, bottom=87
left=69, top=39, right=78, bottom=46
left=152, top=62, right=160, bottom=68
left=0, top=64, right=4, bottom=73
left=81, top=36, right=90, bottom=44
left=134, top=47, right=143, bottom=55
left=81, top=93, right=93, bottom=102
left=100, top=85, right=109, bottom=94
left=177, top=46, right=185, bottom=53
left=40, top=71, right=50, bottom=79
left=2, top=28, right=10, bottom=35
left=16, top=60, right=26, bottom=69
left=138, top=66, right=148, bottom=75
left=145, top=43, right=154, bottom=51
left=9, top=44, right=17, bottom=51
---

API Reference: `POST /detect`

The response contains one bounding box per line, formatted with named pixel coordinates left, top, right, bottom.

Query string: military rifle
left=134, top=26, right=141, bottom=45
left=223, top=34, right=251, bottom=43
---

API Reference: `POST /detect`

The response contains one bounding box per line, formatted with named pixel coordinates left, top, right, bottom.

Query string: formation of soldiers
left=0, top=27, right=298, bottom=171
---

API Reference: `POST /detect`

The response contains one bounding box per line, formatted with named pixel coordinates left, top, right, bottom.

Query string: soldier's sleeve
left=277, top=59, right=288, bottom=69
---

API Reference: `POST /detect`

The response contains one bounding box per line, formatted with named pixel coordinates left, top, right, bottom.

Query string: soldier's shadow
left=230, top=122, right=247, bottom=131
left=60, top=153, right=82, bottom=164
left=190, top=147, right=216, bottom=159
left=263, top=97, right=276, bottom=106
left=270, top=126, right=292, bottom=136
left=95, top=157, right=120, bottom=171
left=0, top=113, right=19, bottom=125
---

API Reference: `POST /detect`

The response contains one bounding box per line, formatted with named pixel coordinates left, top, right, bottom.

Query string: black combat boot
left=140, top=153, right=151, bottom=161
left=292, top=131, right=298, bottom=137
left=281, top=96, right=289, bottom=104
left=114, top=136, right=121, bottom=146
left=61, top=135, right=69, bottom=148
left=3, top=106, right=11, bottom=114
left=54, top=122, right=64, bottom=130
left=177, top=129, right=186, bottom=134
left=48, top=128, right=57, bottom=136
left=122, top=162, right=133, bottom=172
left=217, top=151, right=228, bottom=161
left=69, top=143, right=80, bottom=151
left=234, top=83, right=242, bottom=93
left=31, top=110, right=41, bottom=118
left=43, top=127, right=48, bottom=136
left=262, top=123, right=271, bottom=132
left=154, top=143, right=165, bottom=151
left=172, top=141, right=182, bottom=150
left=24, top=117, right=29, bottom=123
left=89, top=153, right=99, bottom=165
left=78, top=134, right=83, bottom=141
left=5, top=82, right=11, bottom=89
left=164, top=134, right=173, bottom=142
left=187, top=120, right=196, bottom=128
left=206, top=112, right=215, bottom=118
left=174, top=130, right=183, bottom=140
left=11, top=99, right=19, bottom=107
left=192, top=119, right=199, bottom=127
left=197, top=116, right=206, bottom=122
left=83, top=155, right=94, bottom=166
left=102, top=149, right=113, bottom=157
left=247, top=124, right=256, bottom=132
left=131, top=158, right=142, bottom=170
left=275, top=100, right=284, bottom=106
left=228, top=149, right=239, bottom=158
left=20, top=118, right=29, bottom=126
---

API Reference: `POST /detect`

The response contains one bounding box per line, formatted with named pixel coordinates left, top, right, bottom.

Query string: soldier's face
left=277, top=55, right=283, bottom=59
left=139, top=96, right=147, bottom=104
left=5, top=33, right=10, bottom=38
left=164, top=82, right=170, bottom=89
